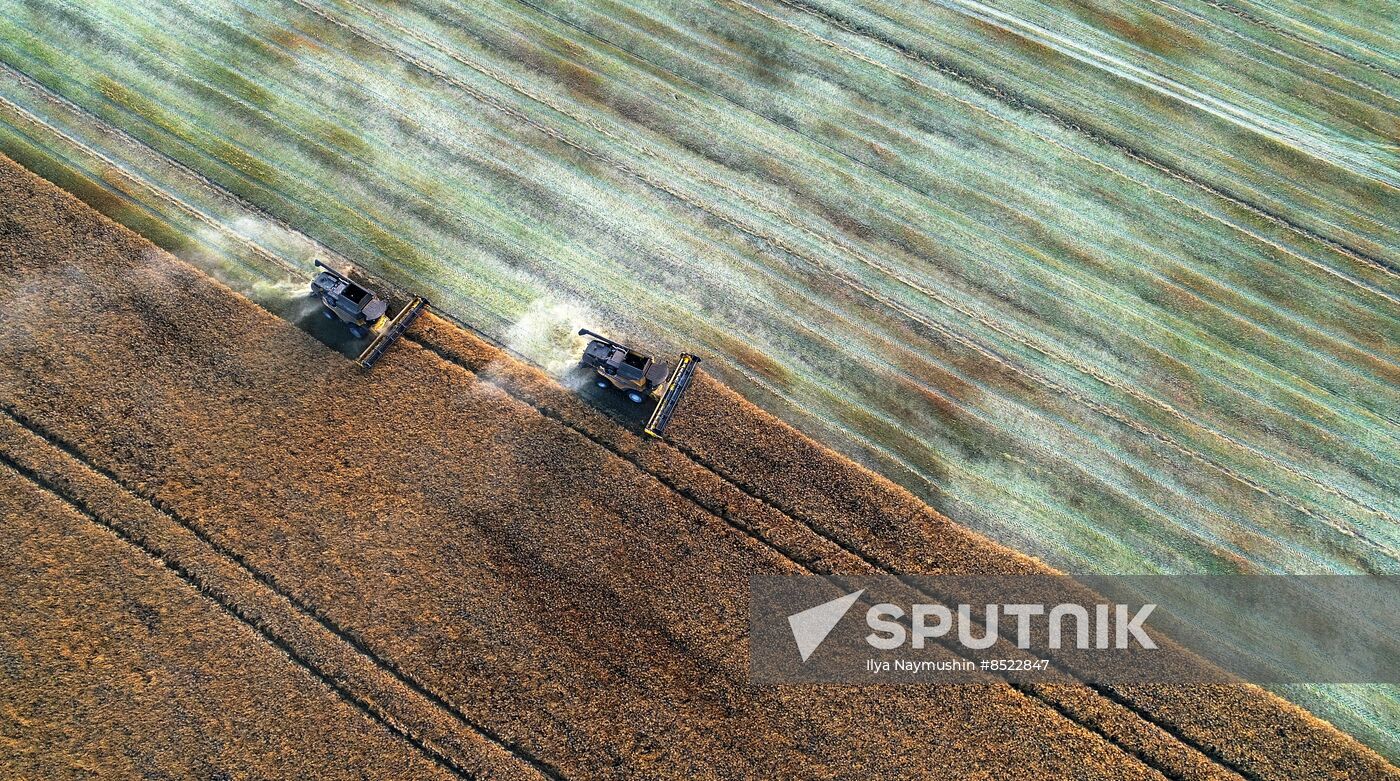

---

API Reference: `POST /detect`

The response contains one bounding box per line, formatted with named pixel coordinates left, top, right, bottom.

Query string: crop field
left=3, top=152, right=1397, bottom=779
left=0, top=467, right=462, bottom=781
left=0, top=0, right=1395, bottom=758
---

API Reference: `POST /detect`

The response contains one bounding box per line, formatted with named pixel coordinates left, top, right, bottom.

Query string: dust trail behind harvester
left=502, top=297, right=598, bottom=387
left=246, top=277, right=322, bottom=323
left=182, top=214, right=323, bottom=321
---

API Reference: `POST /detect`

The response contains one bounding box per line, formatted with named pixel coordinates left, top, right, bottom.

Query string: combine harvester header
left=646, top=353, right=699, bottom=438
left=355, top=295, right=427, bottom=369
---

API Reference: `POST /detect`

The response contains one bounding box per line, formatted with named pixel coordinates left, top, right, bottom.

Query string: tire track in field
left=0, top=454, right=480, bottom=780
left=293, top=0, right=1400, bottom=557
left=403, top=333, right=1251, bottom=781
left=916, top=0, right=1400, bottom=190
left=1131, top=0, right=1399, bottom=107
left=1200, top=0, right=1400, bottom=82
left=501, top=0, right=1400, bottom=386
left=0, top=406, right=567, bottom=781
left=406, top=314, right=1364, bottom=781
left=753, top=0, right=1400, bottom=285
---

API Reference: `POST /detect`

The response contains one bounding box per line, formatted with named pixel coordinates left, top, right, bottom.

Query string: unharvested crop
left=0, top=465, right=460, bottom=781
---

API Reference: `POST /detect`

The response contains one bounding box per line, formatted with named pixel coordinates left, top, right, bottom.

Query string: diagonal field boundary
left=0, top=122, right=1323, bottom=777
left=402, top=333, right=1252, bottom=781
left=6, top=323, right=1234, bottom=781
left=0, top=406, right=565, bottom=781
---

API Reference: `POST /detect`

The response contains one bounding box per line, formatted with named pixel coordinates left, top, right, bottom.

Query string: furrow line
left=1133, top=0, right=1397, bottom=104
left=0, top=404, right=568, bottom=781
left=1200, top=0, right=1400, bottom=81
left=925, top=0, right=1398, bottom=190
left=757, top=0, right=1400, bottom=285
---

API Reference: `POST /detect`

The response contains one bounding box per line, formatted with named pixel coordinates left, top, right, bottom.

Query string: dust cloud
left=503, top=297, right=598, bottom=381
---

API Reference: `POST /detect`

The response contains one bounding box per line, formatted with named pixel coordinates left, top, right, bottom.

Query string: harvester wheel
left=323, top=309, right=335, bottom=320
left=596, top=380, right=608, bottom=389
left=628, top=391, right=645, bottom=404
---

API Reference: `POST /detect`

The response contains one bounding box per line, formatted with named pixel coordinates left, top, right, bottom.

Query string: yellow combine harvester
left=310, top=260, right=427, bottom=369
left=578, top=329, right=700, bottom=438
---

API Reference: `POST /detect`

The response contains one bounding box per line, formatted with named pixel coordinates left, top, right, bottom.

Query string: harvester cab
left=578, top=329, right=700, bottom=438
left=308, top=260, right=427, bottom=369
left=311, top=260, right=389, bottom=338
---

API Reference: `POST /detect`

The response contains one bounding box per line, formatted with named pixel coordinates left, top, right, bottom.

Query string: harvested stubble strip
left=0, top=151, right=1394, bottom=780
left=0, top=464, right=459, bottom=781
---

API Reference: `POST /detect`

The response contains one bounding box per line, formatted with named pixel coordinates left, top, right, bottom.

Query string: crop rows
left=4, top=156, right=1397, bottom=778
left=0, top=0, right=1395, bottom=754
left=0, top=459, right=463, bottom=780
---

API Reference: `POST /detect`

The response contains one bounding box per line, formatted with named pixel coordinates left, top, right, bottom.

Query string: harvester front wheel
left=596, top=380, right=608, bottom=389
left=628, top=391, right=645, bottom=404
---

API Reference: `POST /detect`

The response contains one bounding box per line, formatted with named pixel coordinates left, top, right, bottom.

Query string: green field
left=0, top=0, right=1395, bottom=756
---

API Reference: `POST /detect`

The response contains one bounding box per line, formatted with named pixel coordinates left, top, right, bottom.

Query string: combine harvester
left=310, top=260, right=427, bottom=369
left=578, top=329, right=700, bottom=438
left=307, top=264, right=697, bottom=436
